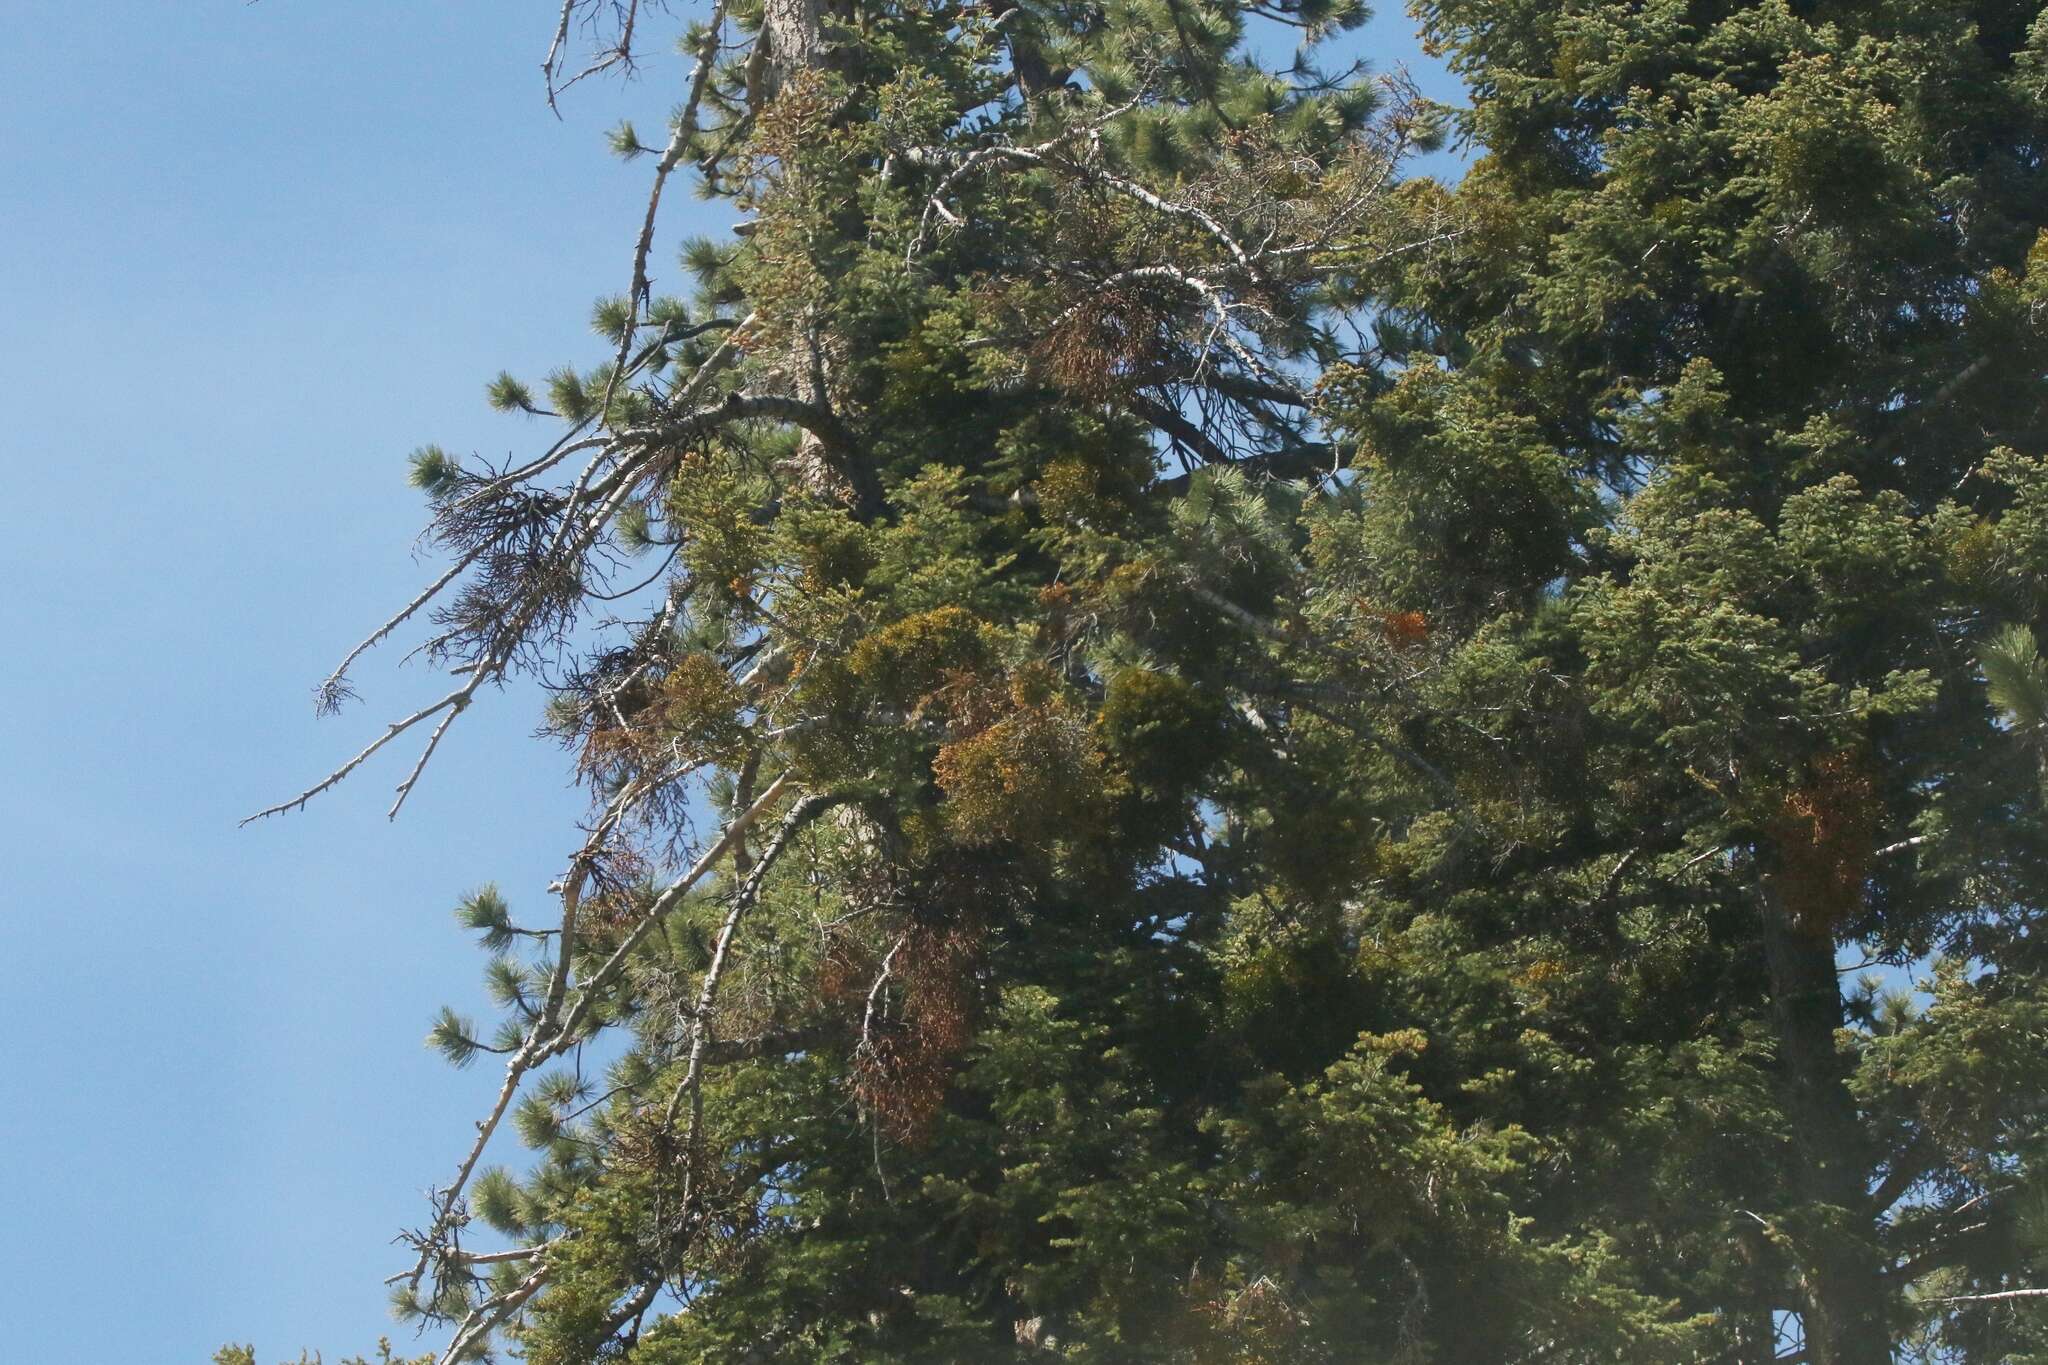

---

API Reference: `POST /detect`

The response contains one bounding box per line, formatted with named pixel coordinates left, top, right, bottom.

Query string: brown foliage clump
left=1035, top=285, right=1171, bottom=400
left=850, top=916, right=985, bottom=1144
left=932, top=668, right=1106, bottom=848
left=1378, top=609, right=1429, bottom=651
left=1769, top=750, right=1879, bottom=937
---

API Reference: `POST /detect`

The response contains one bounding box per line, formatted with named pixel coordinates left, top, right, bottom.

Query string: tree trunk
left=1759, top=878, right=1893, bottom=1365
left=760, top=0, right=827, bottom=96
left=751, top=0, right=885, bottom=519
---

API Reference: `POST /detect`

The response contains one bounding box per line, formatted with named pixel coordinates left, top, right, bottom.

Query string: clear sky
left=0, top=5, right=1460, bottom=1360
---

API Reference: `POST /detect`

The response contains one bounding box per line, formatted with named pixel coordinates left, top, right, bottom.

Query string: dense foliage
left=257, top=0, right=2048, bottom=1360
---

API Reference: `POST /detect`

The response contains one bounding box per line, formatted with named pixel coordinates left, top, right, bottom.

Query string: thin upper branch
left=398, top=773, right=797, bottom=1298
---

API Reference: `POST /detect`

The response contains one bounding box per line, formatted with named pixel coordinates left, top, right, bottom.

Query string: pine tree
left=254, top=0, right=2048, bottom=1360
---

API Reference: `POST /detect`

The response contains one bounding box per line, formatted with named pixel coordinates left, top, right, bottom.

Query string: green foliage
left=544, top=366, right=593, bottom=423
left=404, top=445, right=460, bottom=503
left=484, top=371, right=539, bottom=415
left=590, top=294, right=634, bottom=345
left=454, top=884, right=518, bottom=952
left=1985, top=624, right=2048, bottom=735
left=607, top=120, right=649, bottom=159
left=426, top=1004, right=483, bottom=1069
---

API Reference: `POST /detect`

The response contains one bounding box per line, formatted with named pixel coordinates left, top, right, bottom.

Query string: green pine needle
left=547, top=367, right=594, bottom=423
left=591, top=295, right=634, bottom=344
left=406, top=445, right=462, bottom=503
left=534, top=1070, right=587, bottom=1107
left=427, top=1006, right=480, bottom=1069
left=484, top=956, right=531, bottom=1010
left=1983, top=624, right=2048, bottom=733
left=617, top=503, right=655, bottom=552
left=485, top=371, right=540, bottom=415
left=646, top=296, right=689, bottom=329
left=471, top=1167, right=527, bottom=1236
left=607, top=119, right=648, bottom=159
left=490, top=1018, right=527, bottom=1053
left=455, top=886, right=518, bottom=952
left=514, top=1093, right=562, bottom=1149
left=607, top=389, right=652, bottom=428
left=680, top=236, right=733, bottom=288
left=609, top=1051, right=655, bottom=1090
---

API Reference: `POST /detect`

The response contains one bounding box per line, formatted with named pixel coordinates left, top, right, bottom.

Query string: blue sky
left=0, top=5, right=1459, bottom=1359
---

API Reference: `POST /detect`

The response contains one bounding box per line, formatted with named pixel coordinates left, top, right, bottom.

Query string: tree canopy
left=254, top=0, right=2048, bottom=1361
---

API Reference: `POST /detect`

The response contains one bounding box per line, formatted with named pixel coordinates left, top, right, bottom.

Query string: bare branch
left=860, top=933, right=908, bottom=1058
left=439, top=1259, right=551, bottom=1365
left=1925, top=1287, right=2048, bottom=1305
left=909, top=97, right=1143, bottom=258
left=542, top=0, right=578, bottom=105
left=546, top=773, right=797, bottom=1056
left=387, top=694, right=470, bottom=820
left=242, top=683, right=477, bottom=825
left=972, top=144, right=1259, bottom=273
left=317, top=546, right=487, bottom=715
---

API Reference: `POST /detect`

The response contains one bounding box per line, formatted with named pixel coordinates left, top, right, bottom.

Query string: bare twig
left=860, top=933, right=908, bottom=1056
left=317, top=545, right=487, bottom=715
left=243, top=679, right=484, bottom=825
left=1925, top=1286, right=2048, bottom=1305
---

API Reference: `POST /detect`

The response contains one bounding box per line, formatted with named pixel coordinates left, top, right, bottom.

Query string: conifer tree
left=255, top=0, right=2048, bottom=1361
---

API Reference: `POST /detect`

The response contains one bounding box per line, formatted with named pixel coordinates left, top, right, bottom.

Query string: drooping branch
left=249, top=314, right=843, bottom=827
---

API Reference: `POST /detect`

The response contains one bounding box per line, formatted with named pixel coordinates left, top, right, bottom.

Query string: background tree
left=259, top=0, right=2048, bottom=1360
left=1354, top=0, right=2048, bottom=1358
